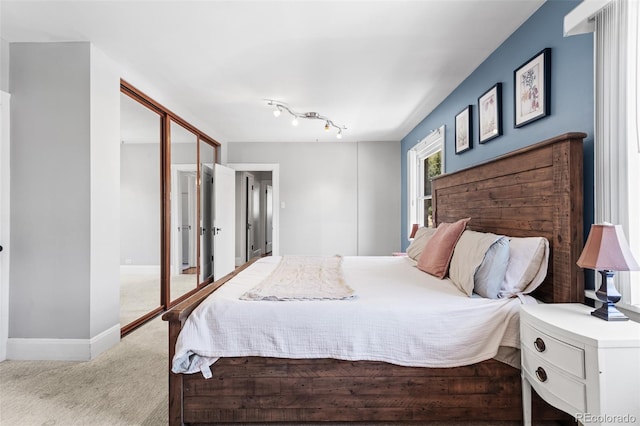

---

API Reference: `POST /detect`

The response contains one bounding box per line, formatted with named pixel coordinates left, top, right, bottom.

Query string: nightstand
left=520, top=303, right=640, bottom=426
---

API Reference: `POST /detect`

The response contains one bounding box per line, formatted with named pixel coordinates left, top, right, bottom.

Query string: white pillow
left=449, top=230, right=509, bottom=297
left=499, top=236, right=549, bottom=298
left=406, top=227, right=437, bottom=261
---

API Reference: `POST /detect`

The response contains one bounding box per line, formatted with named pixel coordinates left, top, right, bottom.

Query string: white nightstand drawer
left=522, top=346, right=586, bottom=413
left=521, top=321, right=585, bottom=379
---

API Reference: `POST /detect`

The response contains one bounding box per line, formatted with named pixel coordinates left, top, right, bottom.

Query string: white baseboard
left=6, top=324, right=120, bottom=361
left=120, top=265, right=160, bottom=275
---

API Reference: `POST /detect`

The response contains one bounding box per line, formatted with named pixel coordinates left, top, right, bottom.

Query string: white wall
left=1, top=38, right=9, bottom=92
left=89, top=44, right=121, bottom=344
left=1, top=90, right=11, bottom=361
left=227, top=141, right=400, bottom=256
left=357, top=141, right=401, bottom=255
left=8, top=42, right=120, bottom=360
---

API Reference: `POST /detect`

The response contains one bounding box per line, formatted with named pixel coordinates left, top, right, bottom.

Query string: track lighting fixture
left=265, top=99, right=347, bottom=139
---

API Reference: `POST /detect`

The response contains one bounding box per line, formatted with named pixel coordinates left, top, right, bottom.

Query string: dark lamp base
left=591, top=270, right=629, bottom=321
left=591, top=305, right=629, bottom=321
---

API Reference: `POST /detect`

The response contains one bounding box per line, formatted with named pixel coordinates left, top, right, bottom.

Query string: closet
left=119, top=81, right=220, bottom=335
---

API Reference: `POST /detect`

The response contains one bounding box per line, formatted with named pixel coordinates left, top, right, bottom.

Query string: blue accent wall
left=400, top=0, right=594, bottom=258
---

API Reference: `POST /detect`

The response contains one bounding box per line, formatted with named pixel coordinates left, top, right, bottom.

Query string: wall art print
left=455, top=105, right=472, bottom=154
left=478, top=83, right=502, bottom=143
left=514, top=48, right=550, bottom=128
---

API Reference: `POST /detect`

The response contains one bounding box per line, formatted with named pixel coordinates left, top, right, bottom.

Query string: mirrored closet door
left=169, top=120, right=199, bottom=303
left=119, top=91, right=163, bottom=329
left=120, top=81, right=220, bottom=336
left=200, top=141, right=216, bottom=283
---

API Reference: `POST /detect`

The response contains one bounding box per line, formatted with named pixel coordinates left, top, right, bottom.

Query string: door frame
left=0, top=91, right=10, bottom=361
left=244, top=172, right=255, bottom=262
left=170, top=164, right=197, bottom=276
left=263, top=182, right=274, bottom=254
left=227, top=163, right=280, bottom=258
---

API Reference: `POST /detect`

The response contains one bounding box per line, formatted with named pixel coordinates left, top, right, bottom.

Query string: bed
left=162, top=132, right=586, bottom=425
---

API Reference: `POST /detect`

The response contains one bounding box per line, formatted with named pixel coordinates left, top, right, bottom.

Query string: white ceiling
left=1, top=0, right=544, bottom=143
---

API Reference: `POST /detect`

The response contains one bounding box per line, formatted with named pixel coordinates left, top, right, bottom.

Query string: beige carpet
left=0, top=316, right=168, bottom=426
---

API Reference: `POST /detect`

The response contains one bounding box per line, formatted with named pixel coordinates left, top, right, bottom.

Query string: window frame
left=407, top=125, right=445, bottom=238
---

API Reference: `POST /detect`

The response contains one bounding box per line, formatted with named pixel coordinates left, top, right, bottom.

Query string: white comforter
left=172, top=256, right=532, bottom=376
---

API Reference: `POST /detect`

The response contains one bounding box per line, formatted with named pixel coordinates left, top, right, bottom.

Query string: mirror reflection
left=170, top=120, right=199, bottom=302
left=119, top=92, right=162, bottom=327
left=200, top=141, right=215, bottom=283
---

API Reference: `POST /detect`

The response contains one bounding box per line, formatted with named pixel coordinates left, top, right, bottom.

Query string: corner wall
left=400, top=0, right=594, bottom=249
left=8, top=42, right=120, bottom=360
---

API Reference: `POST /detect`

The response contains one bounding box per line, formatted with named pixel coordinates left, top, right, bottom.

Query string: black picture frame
left=514, top=48, right=551, bottom=128
left=455, top=105, right=472, bottom=154
left=478, top=83, right=502, bottom=143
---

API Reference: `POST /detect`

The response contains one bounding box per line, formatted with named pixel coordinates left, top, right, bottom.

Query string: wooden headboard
left=432, top=132, right=586, bottom=304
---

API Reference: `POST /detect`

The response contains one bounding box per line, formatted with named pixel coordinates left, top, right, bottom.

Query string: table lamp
left=577, top=223, right=640, bottom=321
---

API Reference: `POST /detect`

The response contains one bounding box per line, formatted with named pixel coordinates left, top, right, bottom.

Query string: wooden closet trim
left=120, top=79, right=220, bottom=337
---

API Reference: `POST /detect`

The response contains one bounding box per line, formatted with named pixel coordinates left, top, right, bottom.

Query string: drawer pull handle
left=535, top=367, right=548, bottom=383
left=534, top=337, right=546, bottom=352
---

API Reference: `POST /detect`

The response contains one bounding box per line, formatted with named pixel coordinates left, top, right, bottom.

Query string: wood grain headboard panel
left=432, top=132, right=586, bottom=304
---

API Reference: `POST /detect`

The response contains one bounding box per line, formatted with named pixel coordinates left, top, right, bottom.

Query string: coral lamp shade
left=577, top=223, right=640, bottom=271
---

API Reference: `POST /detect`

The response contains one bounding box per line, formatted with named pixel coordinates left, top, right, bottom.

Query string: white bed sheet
left=172, top=256, right=533, bottom=376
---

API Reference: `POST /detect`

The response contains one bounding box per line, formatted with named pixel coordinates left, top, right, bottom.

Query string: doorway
left=228, top=164, right=280, bottom=266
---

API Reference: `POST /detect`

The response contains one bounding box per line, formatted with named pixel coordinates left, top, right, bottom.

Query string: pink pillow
left=417, top=218, right=470, bottom=279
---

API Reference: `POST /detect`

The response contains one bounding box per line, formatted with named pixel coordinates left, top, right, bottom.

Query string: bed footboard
left=176, top=356, right=571, bottom=424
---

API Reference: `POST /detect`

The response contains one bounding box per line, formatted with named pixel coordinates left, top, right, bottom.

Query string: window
left=567, top=0, right=640, bottom=315
left=407, top=125, right=445, bottom=236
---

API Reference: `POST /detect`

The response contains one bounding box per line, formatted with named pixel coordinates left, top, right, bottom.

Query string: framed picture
left=514, top=48, right=551, bottom=128
left=455, top=105, right=472, bottom=154
left=478, top=83, right=502, bottom=143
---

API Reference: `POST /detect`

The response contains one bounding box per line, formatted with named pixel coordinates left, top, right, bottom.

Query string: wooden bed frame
left=163, top=132, right=586, bottom=425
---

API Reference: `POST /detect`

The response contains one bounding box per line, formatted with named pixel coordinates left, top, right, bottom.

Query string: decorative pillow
left=417, top=218, right=470, bottom=279
left=406, top=227, right=437, bottom=261
left=499, top=236, right=549, bottom=298
left=474, top=237, right=510, bottom=299
left=449, top=230, right=510, bottom=297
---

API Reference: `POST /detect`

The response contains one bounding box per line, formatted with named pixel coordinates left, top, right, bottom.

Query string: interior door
left=214, top=164, right=236, bottom=279
left=245, top=174, right=254, bottom=262
left=200, top=164, right=214, bottom=282
left=265, top=184, right=273, bottom=254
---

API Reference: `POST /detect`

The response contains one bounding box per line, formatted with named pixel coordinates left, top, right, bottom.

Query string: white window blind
left=570, top=0, right=640, bottom=308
